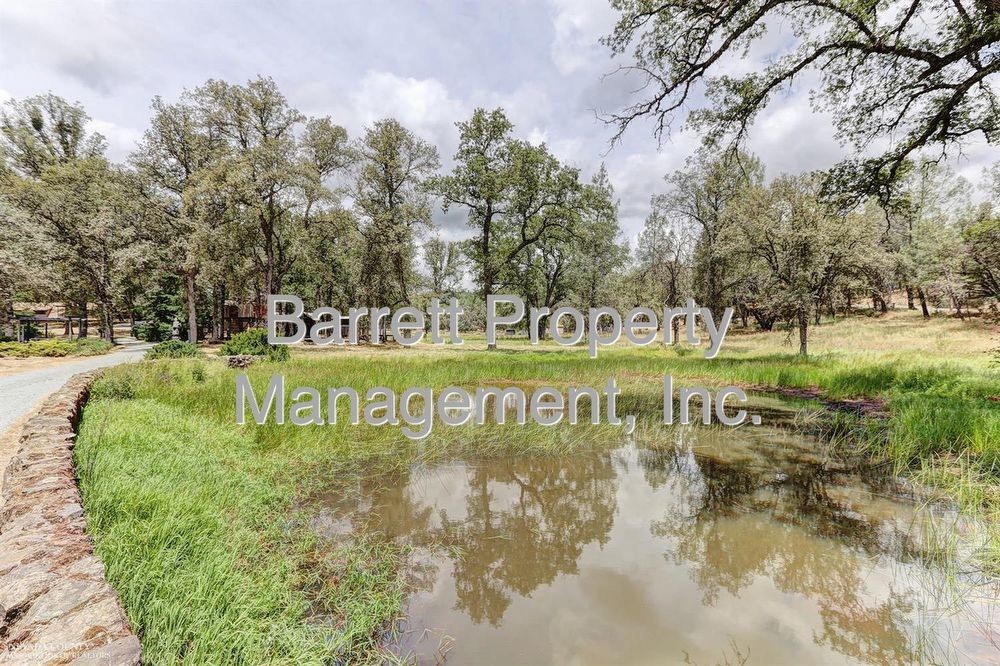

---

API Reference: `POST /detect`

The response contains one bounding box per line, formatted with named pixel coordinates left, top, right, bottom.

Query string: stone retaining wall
left=0, top=372, right=140, bottom=665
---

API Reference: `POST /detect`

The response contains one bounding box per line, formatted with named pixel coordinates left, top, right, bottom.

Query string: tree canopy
left=603, top=0, right=1000, bottom=194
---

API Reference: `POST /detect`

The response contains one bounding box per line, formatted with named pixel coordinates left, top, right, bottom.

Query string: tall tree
left=498, top=145, right=590, bottom=337
left=0, top=94, right=109, bottom=336
left=570, top=165, right=628, bottom=315
left=353, top=118, right=440, bottom=307
left=725, top=174, right=877, bottom=355
left=498, top=142, right=584, bottom=285
left=424, top=234, right=465, bottom=299
left=886, top=161, right=973, bottom=317
left=636, top=207, right=689, bottom=335
left=133, top=94, right=224, bottom=342
left=962, top=173, right=1000, bottom=304
left=194, top=77, right=348, bottom=299
left=429, top=108, right=515, bottom=300
left=0, top=196, right=28, bottom=338
left=656, top=151, right=762, bottom=313
left=2, top=157, right=150, bottom=342
left=0, top=93, right=106, bottom=178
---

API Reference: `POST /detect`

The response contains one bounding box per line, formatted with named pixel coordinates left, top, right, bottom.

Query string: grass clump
left=78, top=363, right=408, bottom=664
left=89, top=371, right=138, bottom=401
left=72, top=338, right=115, bottom=355
left=147, top=339, right=203, bottom=359
left=220, top=328, right=290, bottom=362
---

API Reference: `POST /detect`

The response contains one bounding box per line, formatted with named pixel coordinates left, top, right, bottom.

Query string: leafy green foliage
left=219, top=329, right=290, bottom=362
left=722, top=174, right=883, bottom=354
left=133, top=320, right=173, bottom=342
left=191, top=363, right=207, bottom=383
left=0, top=338, right=112, bottom=357
left=602, top=0, right=1000, bottom=191
left=353, top=118, right=439, bottom=306
left=147, top=340, right=202, bottom=360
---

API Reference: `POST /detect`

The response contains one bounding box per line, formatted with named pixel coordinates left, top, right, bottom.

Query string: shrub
left=219, top=329, right=290, bottom=362
left=147, top=340, right=202, bottom=360
left=133, top=320, right=173, bottom=342
left=191, top=363, right=207, bottom=383
left=0, top=339, right=73, bottom=357
left=0, top=338, right=113, bottom=358
left=90, top=372, right=138, bottom=401
left=72, top=339, right=114, bottom=356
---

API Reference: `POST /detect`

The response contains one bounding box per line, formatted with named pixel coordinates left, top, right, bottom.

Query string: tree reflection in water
left=312, top=426, right=993, bottom=664
left=324, top=455, right=619, bottom=626
left=642, top=440, right=921, bottom=665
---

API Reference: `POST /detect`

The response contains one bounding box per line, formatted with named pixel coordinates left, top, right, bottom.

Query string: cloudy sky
left=1, top=0, right=997, bottom=243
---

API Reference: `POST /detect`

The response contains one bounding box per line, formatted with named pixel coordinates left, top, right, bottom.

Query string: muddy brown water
left=311, top=421, right=1000, bottom=665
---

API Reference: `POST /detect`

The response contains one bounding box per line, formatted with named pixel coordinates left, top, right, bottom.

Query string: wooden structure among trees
left=14, top=315, right=86, bottom=342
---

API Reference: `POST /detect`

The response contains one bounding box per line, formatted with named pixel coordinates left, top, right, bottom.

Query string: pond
left=311, top=420, right=1000, bottom=664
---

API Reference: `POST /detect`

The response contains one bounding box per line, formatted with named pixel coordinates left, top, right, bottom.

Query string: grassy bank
left=75, top=310, right=999, bottom=663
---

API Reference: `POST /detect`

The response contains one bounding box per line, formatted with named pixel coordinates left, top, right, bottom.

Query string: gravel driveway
left=0, top=342, right=150, bottom=489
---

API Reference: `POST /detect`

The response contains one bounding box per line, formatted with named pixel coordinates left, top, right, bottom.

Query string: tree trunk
left=872, top=292, right=888, bottom=314
left=98, top=298, right=115, bottom=343
left=953, top=295, right=965, bottom=320
left=906, top=286, right=915, bottom=310
left=1, top=292, right=14, bottom=338
left=78, top=301, right=88, bottom=339
left=220, top=283, right=227, bottom=340
left=797, top=306, right=808, bottom=356
left=212, top=283, right=223, bottom=341
left=186, top=271, right=198, bottom=344
left=917, top=288, right=930, bottom=318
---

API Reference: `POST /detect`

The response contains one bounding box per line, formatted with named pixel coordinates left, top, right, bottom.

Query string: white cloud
left=482, top=82, right=554, bottom=133
left=89, top=119, right=143, bottom=162
left=747, top=85, right=844, bottom=178
left=548, top=0, right=618, bottom=75
left=349, top=72, right=467, bottom=139
left=0, top=0, right=148, bottom=93
left=607, top=132, right=700, bottom=239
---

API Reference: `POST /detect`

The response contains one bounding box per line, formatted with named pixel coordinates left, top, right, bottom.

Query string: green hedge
left=219, top=329, right=289, bottom=362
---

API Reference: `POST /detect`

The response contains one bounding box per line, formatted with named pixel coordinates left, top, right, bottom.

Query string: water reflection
left=312, top=425, right=999, bottom=665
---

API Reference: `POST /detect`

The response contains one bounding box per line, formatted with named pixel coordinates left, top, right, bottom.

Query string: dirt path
left=0, top=354, right=102, bottom=377
left=0, top=343, right=150, bottom=496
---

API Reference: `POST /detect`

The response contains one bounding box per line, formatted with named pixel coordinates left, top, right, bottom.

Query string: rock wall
left=0, top=372, right=140, bottom=665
